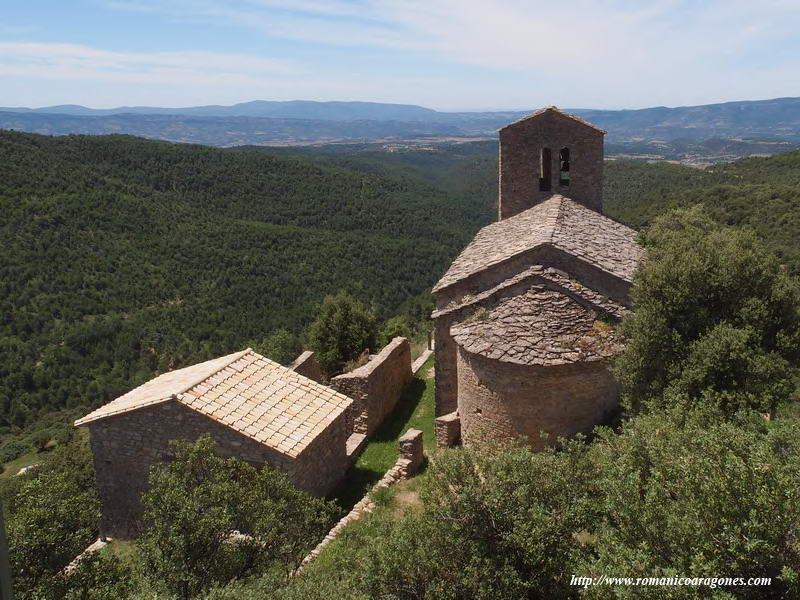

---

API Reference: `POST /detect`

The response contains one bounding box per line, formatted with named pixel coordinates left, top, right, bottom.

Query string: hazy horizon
left=3, top=1, right=800, bottom=111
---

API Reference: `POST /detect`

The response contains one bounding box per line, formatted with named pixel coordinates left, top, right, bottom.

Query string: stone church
left=432, top=107, right=644, bottom=450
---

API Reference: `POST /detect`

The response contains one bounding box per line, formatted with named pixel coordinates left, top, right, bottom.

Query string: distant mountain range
left=1, top=97, right=800, bottom=149
left=0, top=100, right=451, bottom=121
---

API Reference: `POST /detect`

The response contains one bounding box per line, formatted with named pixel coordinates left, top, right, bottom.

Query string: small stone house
left=75, top=348, right=353, bottom=538
left=432, top=107, right=644, bottom=450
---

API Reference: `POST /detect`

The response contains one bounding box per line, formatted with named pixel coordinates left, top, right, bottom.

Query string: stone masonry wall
left=433, top=316, right=459, bottom=417
left=499, top=110, right=604, bottom=220
left=456, top=346, right=619, bottom=451
left=288, top=350, right=324, bottom=383
left=330, top=337, right=412, bottom=437
left=87, top=400, right=347, bottom=538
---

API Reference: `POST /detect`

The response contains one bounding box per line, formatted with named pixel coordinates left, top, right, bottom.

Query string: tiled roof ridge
left=75, top=349, right=354, bottom=458
left=551, top=194, right=568, bottom=244
left=434, top=194, right=627, bottom=294
left=500, top=106, right=607, bottom=134
left=431, top=195, right=561, bottom=293
left=73, top=395, right=167, bottom=426
left=175, top=348, right=252, bottom=398
left=74, top=349, right=253, bottom=427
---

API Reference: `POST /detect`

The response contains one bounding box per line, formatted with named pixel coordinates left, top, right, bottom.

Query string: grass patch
left=103, top=539, right=140, bottom=567
left=0, top=450, right=42, bottom=479
left=304, top=495, right=396, bottom=577
left=330, top=355, right=435, bottom=509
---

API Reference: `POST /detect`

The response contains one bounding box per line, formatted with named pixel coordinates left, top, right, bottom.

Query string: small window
left=559, top=147, right=570, bottom=187
left=539, top=147, right=552, bottom=191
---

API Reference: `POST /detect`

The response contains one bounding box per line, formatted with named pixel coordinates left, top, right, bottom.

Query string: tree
left=6, top=463, right=100, bottom=597
left=345, top=411, right=800, bottom=600
left=52, top=551, right=137, bottom=600
left=138, top=437, right=336, bottom=599
left=576, top=409, right=800, bottom=599
left=614, top=205, right=800, bottom=418
left=305, top=291, right=377, bottom=376
left=255, top=329, right=301, bottom=366
left=352, top=441, right=595, bottom=600
left=377, top=315, right=411, bottom=348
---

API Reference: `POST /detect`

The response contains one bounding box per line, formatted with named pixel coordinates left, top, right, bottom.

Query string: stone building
left=432, top=106, right=644, bottom=450
left=75, top=348, right=353, bottom=537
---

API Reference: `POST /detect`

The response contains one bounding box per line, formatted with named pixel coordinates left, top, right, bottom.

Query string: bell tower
left=498, top=106, right=606, bottom=220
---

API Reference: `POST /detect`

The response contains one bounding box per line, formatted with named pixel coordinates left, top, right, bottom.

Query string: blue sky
left=2, top=0, right=800, bottom=111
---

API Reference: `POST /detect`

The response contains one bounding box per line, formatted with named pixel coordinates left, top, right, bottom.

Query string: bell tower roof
left=500, top=106, right=607, bottom=134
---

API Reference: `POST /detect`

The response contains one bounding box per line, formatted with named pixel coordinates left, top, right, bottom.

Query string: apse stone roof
left=450, top=286, right=623, bottom=366
left=75, top=349, right=353, bottom=458
left=432, top=265, right=628, bottom=321
left=500, top=106, right=607, bottom=134
left=433, top=195, right=642, bottom=293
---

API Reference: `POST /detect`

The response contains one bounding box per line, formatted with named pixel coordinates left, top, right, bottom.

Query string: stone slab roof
left=433, top=265, right=628, bottom=321
left=75, top=349, right=353, bottom=458
left=500, top=106, right=607, bottom=134
left=433, top=195, right=642, bottom=293
left=451, top=287, right=623, bottom=366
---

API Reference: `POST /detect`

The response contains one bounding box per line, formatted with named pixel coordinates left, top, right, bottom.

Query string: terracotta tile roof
left=75, top=349, right=352, bottom=458
left=432, top=195, right=643, bottom=293
left=500, top=106, right=607, bottom=134
left=451, top=286, right=623, bottom=366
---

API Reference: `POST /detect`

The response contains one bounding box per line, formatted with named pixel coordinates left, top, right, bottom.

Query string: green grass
left=0, top=450, right=43, bottom=479
left=305, top=489, right=399, bottom=577
left=330, top=355, right=435, bottom=509
left=103, top=539, right=139, bottom=566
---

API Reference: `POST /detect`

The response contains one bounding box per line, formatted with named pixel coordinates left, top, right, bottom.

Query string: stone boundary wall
left=297, top=429, right=424, bottom=573
left=288, top=351, right=323, bottom=383
left=412, top=348, right=433, bottom=374
left=331, top=337, right=412, bottom=437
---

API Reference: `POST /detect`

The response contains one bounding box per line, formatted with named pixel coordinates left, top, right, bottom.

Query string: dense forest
left=603, top=153, right=800, bottom=270
left=0, top=131, right=493, bottom=437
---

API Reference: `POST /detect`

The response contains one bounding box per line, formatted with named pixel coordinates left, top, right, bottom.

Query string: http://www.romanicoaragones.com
left=570, top=575, right=772, bottom=590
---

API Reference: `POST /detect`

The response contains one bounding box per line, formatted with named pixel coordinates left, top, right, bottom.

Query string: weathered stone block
left=435, top=411, right=461, bottom=447
left=455, top=346, right=619, bottom=451
left=398, top=428, right=424, bottom=475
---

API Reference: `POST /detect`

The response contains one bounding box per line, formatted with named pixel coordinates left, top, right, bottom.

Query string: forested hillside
left=0, top=132, right=493, bottom=432
left=604, top=152, right=800, bottom=270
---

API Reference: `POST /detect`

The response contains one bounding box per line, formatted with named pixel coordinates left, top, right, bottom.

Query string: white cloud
left=5, top=1, right=800, bottom=108
left=92, top=0, right=800, bottom=108
left=0, top=42, right=300, bottom=92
